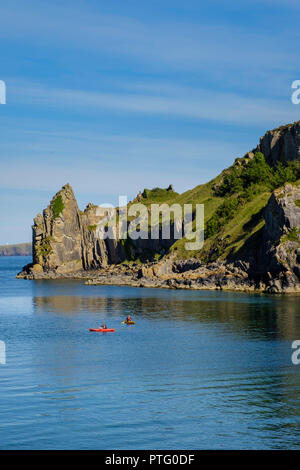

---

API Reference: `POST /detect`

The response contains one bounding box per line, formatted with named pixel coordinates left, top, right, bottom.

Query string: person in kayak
left=125, top=315, right=133, bottom=322
left=101, top=322, right=107, bottom=329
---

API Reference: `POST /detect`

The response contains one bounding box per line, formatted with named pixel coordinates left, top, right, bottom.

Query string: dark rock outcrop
left=252, top=183, right=300, bottom=292
left=256, top=121, right=300, bottom=166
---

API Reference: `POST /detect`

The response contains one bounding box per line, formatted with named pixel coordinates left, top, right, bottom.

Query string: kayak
left=122, top=321, right=135, bottom=325
left=89, top=328, right=115, bottom=332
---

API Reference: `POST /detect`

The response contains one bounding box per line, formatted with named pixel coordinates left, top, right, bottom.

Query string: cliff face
left=20, top=183, right=178, bottom=277
left=27, top=184, right=127, bottom=276
left=81, top=205, right=126, bottom=268
left=264, top=184, right=300, bottom=242
left=32, top=184, right=83, bottom=273
left=254, top=183, right=300, bottom=292
left=256, top=121, right=300, bottom=166
left=121, top=183, right=300, bottom=294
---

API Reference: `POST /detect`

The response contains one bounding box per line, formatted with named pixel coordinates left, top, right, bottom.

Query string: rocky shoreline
left=16, top=258, right=300, bottom=294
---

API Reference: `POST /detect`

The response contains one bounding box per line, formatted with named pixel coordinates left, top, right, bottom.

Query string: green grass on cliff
left=130, top=153, right=300, bottom=263
left=137, top=187, right=179, bottom=206
left=51, top=195, right=64, bottom=219
left=35, top=236, right=54, bottom=258
left=282, top=226, right=300, bottom=243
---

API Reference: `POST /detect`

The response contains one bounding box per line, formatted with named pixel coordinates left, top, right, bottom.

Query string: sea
left=0, top=256, right=299, bottom=449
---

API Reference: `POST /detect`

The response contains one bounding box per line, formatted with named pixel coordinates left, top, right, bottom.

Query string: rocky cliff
left=18, top=183, right=179, bottom=278
left=17, top=180, right=300, bottom=293
left=252, top=182, right=300, bottom=292
left=31, top=184, right=83, bottom=274
left=23, top=184, right=128, bottom=276
left=85, top=183, right=300, bottom=294
left=256, top=121, right=300, bottom=166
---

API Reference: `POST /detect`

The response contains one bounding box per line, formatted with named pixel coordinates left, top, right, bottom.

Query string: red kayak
left=89, top=328, right=115, bottom=332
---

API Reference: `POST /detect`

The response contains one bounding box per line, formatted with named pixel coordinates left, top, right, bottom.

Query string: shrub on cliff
left=215, top=152, right=299, bottom=198
left=51, top=195, right=64, bottom=219
left=271, top=161, right=298, bottom=188
left=205, top=197, right=239, bottom=238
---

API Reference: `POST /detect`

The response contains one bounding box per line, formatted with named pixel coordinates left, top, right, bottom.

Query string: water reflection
left=4, top=258, right=300, bottom=448
left=33, top=288, right=300, bottom=341
left=29, top=285, right=300, bottom=449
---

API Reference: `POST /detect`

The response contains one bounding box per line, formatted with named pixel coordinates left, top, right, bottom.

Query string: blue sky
left=1, top=0, right=300, bottom=244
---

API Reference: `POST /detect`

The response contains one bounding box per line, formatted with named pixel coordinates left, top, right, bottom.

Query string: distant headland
left=0, top=243, right=31, bottom=257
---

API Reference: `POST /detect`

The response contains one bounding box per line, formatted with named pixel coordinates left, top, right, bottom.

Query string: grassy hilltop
left=134, top=151, right=300, bottom=262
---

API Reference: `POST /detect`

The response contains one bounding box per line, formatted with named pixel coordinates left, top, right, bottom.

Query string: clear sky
left=1, top=0, right=300, bottom=244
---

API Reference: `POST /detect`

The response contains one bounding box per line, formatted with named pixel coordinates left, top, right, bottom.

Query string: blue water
left=0, top=256, right=300, bottom=449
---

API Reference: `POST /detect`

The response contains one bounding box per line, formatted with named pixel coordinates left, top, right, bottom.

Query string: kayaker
left=101, top=322, right=107, bottom=329
left=126, top=316, right=133, bottom=322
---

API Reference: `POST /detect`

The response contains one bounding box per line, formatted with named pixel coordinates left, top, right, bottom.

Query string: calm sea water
left=0, top=256, right=300, bottom=449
